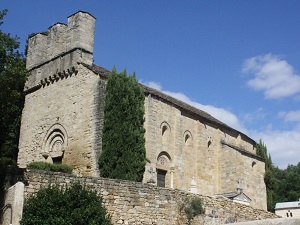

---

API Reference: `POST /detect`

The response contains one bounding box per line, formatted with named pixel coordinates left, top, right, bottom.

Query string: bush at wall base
left=20, top=183, right=112, bottom=225
left=27, top=161, right=73, bottom=174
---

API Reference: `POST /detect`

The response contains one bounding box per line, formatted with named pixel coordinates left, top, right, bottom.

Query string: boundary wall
left=20, top=170, right=278, bottom=225
left=233, top=217, right=300, bottom=225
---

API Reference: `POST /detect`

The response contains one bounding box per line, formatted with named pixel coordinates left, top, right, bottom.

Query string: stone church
left=17, top=11, right=267, bottom=210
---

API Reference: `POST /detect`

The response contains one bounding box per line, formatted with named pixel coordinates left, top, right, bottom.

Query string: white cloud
left=242, top=53, right=300, bottom=99
left=278, top=110, right=300, bottom=122
left=249, top=128, right=300, bottom=169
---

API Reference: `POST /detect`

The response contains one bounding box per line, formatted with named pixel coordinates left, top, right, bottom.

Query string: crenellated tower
left=18, top=11, right=107, bottom=177
left=25, top=11, right=95, bottom=92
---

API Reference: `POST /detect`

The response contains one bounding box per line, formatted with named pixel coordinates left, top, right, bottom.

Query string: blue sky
left=2, top=1, right=300, bottom=168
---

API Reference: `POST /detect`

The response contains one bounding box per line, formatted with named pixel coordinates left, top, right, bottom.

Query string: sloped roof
left=215, top=190, right=252, bottom=203
left=81, top=63, right=111, bottom=77
left=276, top=201, right=300, bottom=209
left=81, top=62, right=256, bottom=145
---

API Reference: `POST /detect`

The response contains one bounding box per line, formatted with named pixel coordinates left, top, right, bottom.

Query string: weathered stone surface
left=142, top=91, right=266, bottom=210
left=233, top=217, right=300, bottom=225
left=18, top=64, right=105, bottom=177
left=17, top=11, right=267, bottom=221
left=23, top=171, right=278, bottom=225
left=2, top=182, right=24, bottom=225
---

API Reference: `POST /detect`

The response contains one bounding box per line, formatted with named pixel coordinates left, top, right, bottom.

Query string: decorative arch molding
left=157, top=151, right=171, bottom=161
left=41, top=123, right=68, bottom=163
left=156, top=151, right=172, bottom=168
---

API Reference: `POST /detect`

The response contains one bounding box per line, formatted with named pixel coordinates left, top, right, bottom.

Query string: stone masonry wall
left=25, top=11, right=95, bottom=93
left=18, top=64, right=105, bottom=177
left=23, top=171, right=278, bottom=225
left=220, top=144, right=267, bottom=210
left=143, top=94, right=266, bottom=210
left=26, top=11, right=95, bottom=71
left=143, top=95, right=220, bottom=194
left=234, top=218, right=300, bottom=225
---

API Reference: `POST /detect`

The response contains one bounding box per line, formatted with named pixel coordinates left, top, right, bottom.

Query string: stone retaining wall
left=233, top=217, right=300, bottom=225
left=22, top=170, right=278, bottom=225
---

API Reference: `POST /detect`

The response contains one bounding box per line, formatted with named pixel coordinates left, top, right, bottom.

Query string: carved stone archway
left=41, top=123, right=68, bottom=164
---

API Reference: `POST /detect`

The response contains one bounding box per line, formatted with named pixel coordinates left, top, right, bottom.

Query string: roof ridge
left=81, top=62, right=256, bottom=144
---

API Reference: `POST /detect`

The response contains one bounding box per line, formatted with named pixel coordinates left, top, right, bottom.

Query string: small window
left=207, top=136, right=212, bottom=148
left=185, top=134, right=190, bottom=143
left=208, top=140, right=212, bottom=148
left=162, top=125, right=168, bottom=136
left=161, top=123, right=171, bottom=144
left=183, top=130, right=193, bottom=146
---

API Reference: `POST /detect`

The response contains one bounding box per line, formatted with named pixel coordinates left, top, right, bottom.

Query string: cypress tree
left=99, top=68, right=146, bottom=182
left=256, top=139, right=276, bottom=212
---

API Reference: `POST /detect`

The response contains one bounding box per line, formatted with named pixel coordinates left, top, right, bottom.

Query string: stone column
left=170, top=167, right=175, bottom=188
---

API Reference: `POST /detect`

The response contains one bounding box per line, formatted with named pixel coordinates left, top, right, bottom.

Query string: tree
left=256, top=139, right=276, bottom=212
left=0, top=9, right=27, bottom=192
left=98, top=68, right=147, bottom=182
left=273, top=162, right=300, bottom=204
left=20, top=183, right=112, bottom=225
left=257, top=140, right=300, bottom=212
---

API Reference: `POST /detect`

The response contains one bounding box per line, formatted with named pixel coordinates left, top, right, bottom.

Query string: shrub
left=27, top=161, right=73, bottom=174
left=181, top=197, right=205, bottom=224
left=20, top=183, right=112, bottom=225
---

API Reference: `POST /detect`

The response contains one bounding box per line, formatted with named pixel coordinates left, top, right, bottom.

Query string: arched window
left=185, top=133, right=190, bottom=143
left=183, top=130, right=193, bottom=147
left=162, top=125, right=168, bottom=136
left=160, top=122, right=171, bottom=144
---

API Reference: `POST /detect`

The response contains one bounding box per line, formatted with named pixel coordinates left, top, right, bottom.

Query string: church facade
left=17, top=11, right=267, bottom=210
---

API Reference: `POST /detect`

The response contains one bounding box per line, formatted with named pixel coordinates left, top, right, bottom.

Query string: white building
left=275, top=200, right=300, bottom=218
